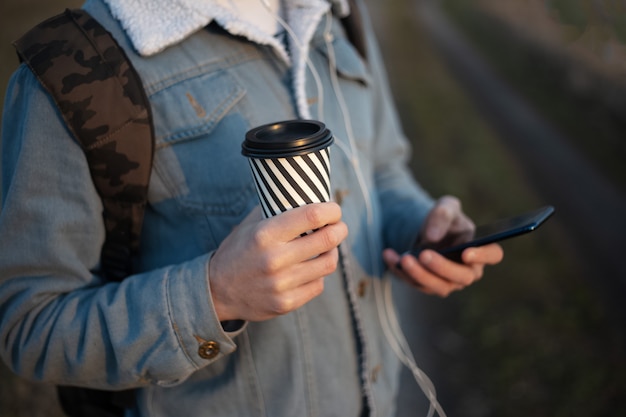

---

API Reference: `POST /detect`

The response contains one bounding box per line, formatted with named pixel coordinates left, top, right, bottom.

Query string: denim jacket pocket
left=148, top=69, right=255, bottom=217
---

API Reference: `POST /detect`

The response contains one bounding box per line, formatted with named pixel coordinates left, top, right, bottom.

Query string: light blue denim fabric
left=0, top=0, right=434, bottom=416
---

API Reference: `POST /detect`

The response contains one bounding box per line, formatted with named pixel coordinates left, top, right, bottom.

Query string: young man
left=0, top=0, right=502, bottom=415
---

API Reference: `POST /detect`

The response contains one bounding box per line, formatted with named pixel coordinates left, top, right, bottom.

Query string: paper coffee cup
left=242, top=120, right=334, bottom=218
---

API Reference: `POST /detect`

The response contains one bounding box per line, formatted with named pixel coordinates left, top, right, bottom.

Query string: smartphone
left=408, top=205, right=555, bottom=262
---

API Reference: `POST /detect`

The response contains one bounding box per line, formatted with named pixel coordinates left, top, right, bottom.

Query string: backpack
left=12, top=3, right=367, bottom=416
left=13, top=8, right=153, bottom=417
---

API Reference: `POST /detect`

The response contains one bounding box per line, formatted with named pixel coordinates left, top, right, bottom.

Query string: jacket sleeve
left=359, top=2, right=435, bottom=253
left=0, top=65, right=242, bottom=390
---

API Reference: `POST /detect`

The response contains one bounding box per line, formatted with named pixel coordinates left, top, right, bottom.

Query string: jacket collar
left=103, top=0, right=349, bottom=58
left=103, top=0, right=350, bottom=118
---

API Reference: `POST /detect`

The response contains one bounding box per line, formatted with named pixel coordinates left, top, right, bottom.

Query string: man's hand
left=209, top=202, right=348, bottom=322
left=382, top=196, right=503, bottom=297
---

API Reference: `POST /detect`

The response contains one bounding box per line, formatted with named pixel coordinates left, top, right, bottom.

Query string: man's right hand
left=208, top=202, right=348, bottom=322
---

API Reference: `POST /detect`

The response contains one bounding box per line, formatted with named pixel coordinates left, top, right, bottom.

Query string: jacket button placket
left=357, top=279, right=369, bottom=298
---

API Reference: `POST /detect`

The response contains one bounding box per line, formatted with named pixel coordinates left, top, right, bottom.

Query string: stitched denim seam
left=145, top=51, right=262, bottom=96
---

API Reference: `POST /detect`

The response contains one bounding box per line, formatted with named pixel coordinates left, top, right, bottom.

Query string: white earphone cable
left=259, top=0, right=325, bottom=119
left=257, top=2, right=446, bottom=415
left=321, top=11, right=446, bottom=417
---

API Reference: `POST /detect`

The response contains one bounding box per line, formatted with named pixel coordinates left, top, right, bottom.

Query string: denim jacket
left=0, top=0, right=434, bottom=415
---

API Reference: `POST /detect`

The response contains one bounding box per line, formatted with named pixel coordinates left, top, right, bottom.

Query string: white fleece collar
left=103, top=0, right=349, bottom=58
left=103, top=0, right=350, bottom=117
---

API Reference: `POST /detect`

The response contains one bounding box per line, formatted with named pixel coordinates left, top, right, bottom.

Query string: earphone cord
left=321, top=12, right=446, bottom=417
left=258, top=0, right=325, bottom=119
left=259, top=2, right=446, bottom=415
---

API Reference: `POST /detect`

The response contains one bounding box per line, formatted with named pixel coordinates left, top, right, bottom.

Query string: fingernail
left=421, top=251, right=432, bottom=264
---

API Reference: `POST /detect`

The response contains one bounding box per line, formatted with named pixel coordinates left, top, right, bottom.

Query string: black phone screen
left=409, top=205, right=555, bottom=262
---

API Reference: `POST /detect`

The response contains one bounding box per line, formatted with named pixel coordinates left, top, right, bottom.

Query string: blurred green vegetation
left=375, top=0, right=626, bottom=416
left=548, top=0, right=626, bottom=42
left=548, top=0, right=591, bottom=34
left=443, top=0, right=626, bottom=191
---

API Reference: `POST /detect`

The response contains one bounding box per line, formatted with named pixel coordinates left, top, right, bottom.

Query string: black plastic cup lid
left=242, top=120, right=334, bottom=158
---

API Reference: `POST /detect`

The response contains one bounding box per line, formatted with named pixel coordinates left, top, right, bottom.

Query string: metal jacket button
left=371, top=364, right=382, bottom=383
left=357, top=279, right=368, bottom=297
left=334, top=189, right=349, bottom=206
left=198, top=340, right=220, bottom=360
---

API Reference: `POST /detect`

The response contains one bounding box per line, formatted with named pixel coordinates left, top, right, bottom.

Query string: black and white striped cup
left=242, top=120, right=333, bottom=219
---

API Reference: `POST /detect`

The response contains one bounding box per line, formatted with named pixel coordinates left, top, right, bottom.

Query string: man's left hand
left=382, top=196, right=504, bottom=297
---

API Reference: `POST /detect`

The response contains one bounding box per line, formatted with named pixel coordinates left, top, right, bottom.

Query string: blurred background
left=1, top=0, right=625, bottom=416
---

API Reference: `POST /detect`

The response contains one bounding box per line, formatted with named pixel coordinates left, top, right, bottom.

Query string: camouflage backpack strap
left=14, top=8, right=154, bottom=281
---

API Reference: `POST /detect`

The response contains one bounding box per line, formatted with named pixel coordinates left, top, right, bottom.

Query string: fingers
left=423, top=196, right=474, bottom=242
left=292, top=221, right=348, bottom=258
left=255, top=202, right=348, bottom=266
left=462, top=243, right=504, bottom=266
left=261, top=276, right=326, bottom=317
left=422, top=196, right=461, bottom=241
left=383, top=244, right=504, bottom=298
left=238, top=247, right=340, bottom=321
left=407, top=250, right=475, bottom=296
left=384, top=250, right=461, bottom=297
left=264, top=202, right=343, bottom=242
left=269, top=247, right=340, bottom=294
left=209, top=202, right=347, bottom=322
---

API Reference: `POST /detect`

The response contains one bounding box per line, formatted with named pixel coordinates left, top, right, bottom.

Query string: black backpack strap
left=14, top=8, right=154, bottom=282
